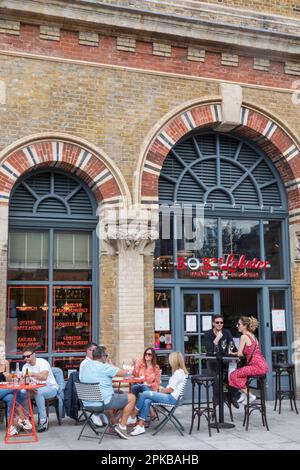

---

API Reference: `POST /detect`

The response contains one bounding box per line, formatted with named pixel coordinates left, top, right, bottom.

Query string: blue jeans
left=0, top=389, right=14, bottom=417
left=131, top=384, right=151, bottom=397
left=21, top=386, right=58, bottom=422
left=136, top=391, right=177, bottom=422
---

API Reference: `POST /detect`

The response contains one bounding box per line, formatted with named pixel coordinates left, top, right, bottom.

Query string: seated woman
left=130, top=352, right=188, bottom=436
left=132, top=348, right=161, bottom=397
left=229, top=316, right=269, bottom=405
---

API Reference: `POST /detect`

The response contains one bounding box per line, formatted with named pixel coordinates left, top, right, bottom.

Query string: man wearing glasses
left=21, top=346, right=58, bottom=432
left=204, top=315, right=239, bottom=409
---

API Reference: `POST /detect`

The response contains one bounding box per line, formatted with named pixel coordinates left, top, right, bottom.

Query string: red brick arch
left=0, top=137, right=130, bottom=208
left=140, top=103, right=300, bottom=224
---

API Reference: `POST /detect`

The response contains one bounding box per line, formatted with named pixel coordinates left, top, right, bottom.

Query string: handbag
left=238, top=338, right=257, bottom=367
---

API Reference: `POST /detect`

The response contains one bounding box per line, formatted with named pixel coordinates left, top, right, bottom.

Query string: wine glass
left=221, top=339, right=227, bottom=355
left=229, top=341, right=235, bottom=354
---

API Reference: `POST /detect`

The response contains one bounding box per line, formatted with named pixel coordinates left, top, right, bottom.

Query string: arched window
left=6, top=169, right=98, bottom=376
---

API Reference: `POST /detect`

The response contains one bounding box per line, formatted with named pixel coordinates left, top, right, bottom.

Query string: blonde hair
left=240, top=316, right=259, bottom=333
left=168, top=352, right=188, bottom=375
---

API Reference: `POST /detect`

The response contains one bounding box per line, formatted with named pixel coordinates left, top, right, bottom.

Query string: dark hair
left=212, top=314, right=224, bottom=323
left=22, top=345, right=36, bottom=354
left=92, top=346, right=106, bottom=360
left=86, top=342, right=98, bottom=351
left=143, top=347, right=157, bottom=368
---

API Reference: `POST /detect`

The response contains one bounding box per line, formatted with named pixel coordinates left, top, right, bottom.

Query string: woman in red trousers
left=229, top=316, right=269, bottom=405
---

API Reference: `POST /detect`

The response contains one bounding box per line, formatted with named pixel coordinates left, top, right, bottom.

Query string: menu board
left=7, top=286, right=48, bottom=353
left=53, top=287, right=92, bottom=352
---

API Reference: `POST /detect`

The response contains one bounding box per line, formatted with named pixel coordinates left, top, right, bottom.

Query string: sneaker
left=17, top=418, right=32, bottom=431
left=237, top=392, right=246, bottom=403
left=240, top=393, right=257, bottom=406
left=37, top=418, right=48, bottom=433
left=100, top=413, right=109, bottom=425
left=114, top=424, right=131, bottom=440
left=8, top=425, right=19, bottom=437
left=130, top=424, right=146, bottom=436
left=91, top=414, right=103, bottom=427
left=127, top=416, right=137, bottom=425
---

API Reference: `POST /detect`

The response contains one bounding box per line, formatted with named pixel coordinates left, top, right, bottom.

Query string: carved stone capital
left=100, top=221, right=158, bottom=255
left=290, top=223, right=300, bottom=262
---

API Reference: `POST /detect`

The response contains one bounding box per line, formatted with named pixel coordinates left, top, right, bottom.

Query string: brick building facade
left=0, top=0, right=300, bottom=394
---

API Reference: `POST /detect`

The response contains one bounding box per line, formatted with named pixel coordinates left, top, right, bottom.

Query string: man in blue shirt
left=79, top=346, right=136, bottom=439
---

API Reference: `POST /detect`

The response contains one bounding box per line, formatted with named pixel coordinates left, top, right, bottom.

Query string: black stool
left=243, top=374, right=269, bottom=431
left=273, top=363, right=298, bottom=414
left=189, top=375, right=219, bottom=437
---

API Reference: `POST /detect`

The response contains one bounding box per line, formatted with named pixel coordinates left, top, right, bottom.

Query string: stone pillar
left=100, top=209, right=157, bottom=366
left=0, top=204, right=9, bottom=343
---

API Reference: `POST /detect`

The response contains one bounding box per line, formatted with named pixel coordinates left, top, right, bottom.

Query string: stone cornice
left=0, top=0, right=300, bottom=57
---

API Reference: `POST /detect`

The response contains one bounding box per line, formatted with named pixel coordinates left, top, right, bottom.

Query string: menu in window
left=53, top=287, right=92, bottom=352
left=154, top=308, right=170, bottom=331
left=271, top=309, right=286, bottom=332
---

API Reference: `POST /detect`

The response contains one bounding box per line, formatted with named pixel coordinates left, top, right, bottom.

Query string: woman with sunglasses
left=229, top=316, right=269, bottom=405
left=132, top=348, right=161, bottom=397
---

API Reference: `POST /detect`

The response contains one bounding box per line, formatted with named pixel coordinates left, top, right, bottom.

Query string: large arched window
left=6, top=169, right=98, bottom=376
left=155, top=132, right=288, bottom=281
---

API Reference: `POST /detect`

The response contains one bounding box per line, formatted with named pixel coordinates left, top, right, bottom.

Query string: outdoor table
left=188, top=353, right=240, bottom=429
left=0, top=381, right=46, bottom=444
left=112, top=376, right=144, bottom=393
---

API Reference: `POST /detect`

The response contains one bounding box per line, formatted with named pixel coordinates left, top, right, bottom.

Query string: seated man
left=79, top=346, right=136, bottom=440
left=21, top=346, right=58, bottom=432
left=79, top=342, right=98, bottom=374
left=204, top=314, right=239, bottom=408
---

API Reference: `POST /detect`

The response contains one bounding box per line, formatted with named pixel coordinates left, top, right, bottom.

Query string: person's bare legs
left=119, top=393, right=136, bottom=427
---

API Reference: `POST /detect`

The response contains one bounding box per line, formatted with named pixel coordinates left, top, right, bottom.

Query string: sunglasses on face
left=145, top=353, right=153, bottom=357
left=215, top=321, right=224, bottom=324
left=22, top=353, right=32, bottom=359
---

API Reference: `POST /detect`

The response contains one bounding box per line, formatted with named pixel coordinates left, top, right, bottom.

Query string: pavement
left=0, top=401, right=299, bottom=450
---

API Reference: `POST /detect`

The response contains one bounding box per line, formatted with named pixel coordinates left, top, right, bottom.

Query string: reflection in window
left=264, top=221, right=282, bottom=279
left=54, top=232, right=92, bottom=281
left=222, top=220, right=260, bottom=259
left=154, top=214, right=174, bottom=278
left=178, top=218, right=217, bottom=259
left=184, top=294, right=198, bottom=312
left=8, top=231, right=48, bottom=280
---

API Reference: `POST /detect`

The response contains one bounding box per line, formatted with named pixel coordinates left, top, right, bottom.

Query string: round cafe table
left=112, top=376, right=145, bottom=393
left=0, top=382, right=46, bottom=444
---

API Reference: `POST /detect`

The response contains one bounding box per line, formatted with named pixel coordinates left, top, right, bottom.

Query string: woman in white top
left=130, top=352, right=188, bottom=436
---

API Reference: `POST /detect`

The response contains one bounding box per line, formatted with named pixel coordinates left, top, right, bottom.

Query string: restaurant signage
left=177, top=254, right=271, bottom=279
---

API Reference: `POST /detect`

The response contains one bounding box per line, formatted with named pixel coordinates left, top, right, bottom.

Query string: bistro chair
left=33, top=367, right=65, bottom=427
left=243, top=375, right=269, bottom=431
left=74, top=382, right=114, bottom=444
left=273, top=363, right=298, bottom=414
left=151, top=378, right=188, bottom=436
left=189, top=375, right=219, bottom=437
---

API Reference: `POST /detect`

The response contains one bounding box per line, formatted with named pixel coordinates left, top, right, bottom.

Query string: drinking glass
left=221, top=339, right=227, bottom=355
left=229, top=341, right=235, bottom=353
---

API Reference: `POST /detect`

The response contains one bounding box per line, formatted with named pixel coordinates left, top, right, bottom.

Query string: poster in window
left=271, top=309, right=286, bottom=332
left=185, top=315, right=197, bottom=333
left=53, top=286, right=92, bottom=352
left=154, top=308, right=170, bottom=331
left=202, top=315, right=213, bottom=332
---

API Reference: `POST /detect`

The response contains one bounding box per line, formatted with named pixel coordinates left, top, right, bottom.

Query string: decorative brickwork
left=79, top=31, right=99, bottom=47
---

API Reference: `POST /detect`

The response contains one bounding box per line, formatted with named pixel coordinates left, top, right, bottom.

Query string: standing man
left=21, top=346, right=58, bottom=432
left=204, top=315, right=239, bottom=408
left=79, top=346, right=136, bottom=439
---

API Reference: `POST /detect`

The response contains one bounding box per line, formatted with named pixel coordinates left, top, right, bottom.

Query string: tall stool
left=273, top=363, right=298, bottom=414
left=189, top=375, right=219, bottom=437
left=243, top=375, right=269, bottom=431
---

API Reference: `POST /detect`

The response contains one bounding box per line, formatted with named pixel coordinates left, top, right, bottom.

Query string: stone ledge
left=221, top=53, right=239, bottom=67
left=40, top=25, right=60, bottom=41
left=0, top=18, right=20, bottom=35
left=285, top=62, right=300, bottom=76
left=153, top=43, right=171, bottom=57
left=117, top=35, right=136, bottom=52
left=253, top=58, right=270, bottom=72
left=187, top=47, right=205, bottom=62
left=79, top=31, right=99, bottom=46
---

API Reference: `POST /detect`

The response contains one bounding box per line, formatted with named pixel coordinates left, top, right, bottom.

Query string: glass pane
left=264, top=221, right=283, bottom=279
left=184, top=335, right=199, bottom=354
left=154, top=290, right=172, bottom=351
left=154, top=214, right=174, bottom=278
left=200, top=294, right=214, bottom=312
left=54, top=231, right=92, bottom=281
left=272, top=350, right=288, bottom=364
left=156, top=355, right=171, bottom=376
left=184, top=294, right=198, bottom=312
left=222, top=220, right=260, bottom=258
left=270, top=291, right=287, bottom=347
left=6, top=287, right=48, bottom=353
left=53, top=287, right=92, bottom=352
left=52, top=356, right=84, bottom=380
left=8, top=231, right=49, bottom=281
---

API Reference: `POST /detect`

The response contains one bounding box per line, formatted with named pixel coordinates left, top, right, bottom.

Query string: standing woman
left=229, top=316, right=269, bottom=404
left=130, top=352, right=188, bottom=436
left=132, top=348, right=161, bottom=397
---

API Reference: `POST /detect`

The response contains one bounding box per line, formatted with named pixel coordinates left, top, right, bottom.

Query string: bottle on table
left=24, top=368, right=30, bottom=385
left=15, top=362, right=21, bottom=383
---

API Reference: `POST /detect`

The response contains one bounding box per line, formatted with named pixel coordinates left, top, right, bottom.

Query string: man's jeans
left=0, top=389, right=14, bottom=417
left=136, top=391, right=177, bottom=422
left=21, top=386, right=58, bottom=422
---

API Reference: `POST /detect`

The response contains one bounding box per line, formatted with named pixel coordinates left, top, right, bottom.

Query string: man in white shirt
left=79, top=342, right=98, bottom=374
left=21, top=346, right=58, bottom=432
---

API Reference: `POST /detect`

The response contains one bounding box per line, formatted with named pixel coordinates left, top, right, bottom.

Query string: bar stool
left=243, top=374, right=269, bottom=431
left=189, top=375, right=219, bottom=437
left=273, top=363, right=298, bottom=414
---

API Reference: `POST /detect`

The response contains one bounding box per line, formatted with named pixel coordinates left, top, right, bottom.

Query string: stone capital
left=100, top=221, right=158, bottom=256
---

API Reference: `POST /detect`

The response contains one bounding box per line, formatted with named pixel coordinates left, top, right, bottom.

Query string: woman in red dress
left=229, top=316, right=269, bottom=405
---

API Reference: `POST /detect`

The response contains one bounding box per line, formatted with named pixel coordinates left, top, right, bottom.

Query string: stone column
left=0, top=205, right=9, bottom=343
left=100, top=209, right=157, bottom=366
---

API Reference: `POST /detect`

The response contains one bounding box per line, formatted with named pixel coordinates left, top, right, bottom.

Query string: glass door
left=183, top=290, right=220, bottom=376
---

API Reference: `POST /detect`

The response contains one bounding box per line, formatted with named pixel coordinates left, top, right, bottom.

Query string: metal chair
left=74, top=382, right=115, bottom=444
left=151, top=378, right=188, bottom=436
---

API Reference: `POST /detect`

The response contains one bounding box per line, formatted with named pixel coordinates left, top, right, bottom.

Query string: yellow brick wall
left=199, top=1, right=299, bottom=17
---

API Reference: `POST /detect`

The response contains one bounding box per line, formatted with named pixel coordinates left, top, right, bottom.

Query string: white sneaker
left=127, top=416, right=137, bottom=425
left=240, top=392, right=257, bottom=406
left=91, top=414, right=103, bottom=427
left=237, top=392, right=246, bottom=403
left=17, top=418, right=32, bottom=431
left=130, top=424, right=146, bottom=436
left=100, top=414, right=109, bottom=425
left=8, top=425, right=19, bottom=437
